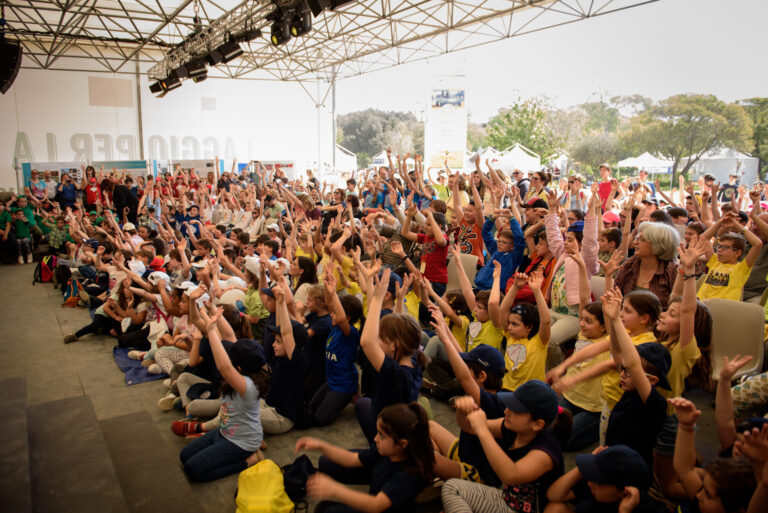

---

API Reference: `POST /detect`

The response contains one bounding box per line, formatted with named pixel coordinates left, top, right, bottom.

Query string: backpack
left=62, top=278, right=83, bottom=307
left=235, top=459, right=294, bottom=513
left=281, top=455, right=316, bottom=503
left=33, top=255, right=57, bottom=285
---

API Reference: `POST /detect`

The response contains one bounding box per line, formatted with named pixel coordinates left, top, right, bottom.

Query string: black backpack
left=282, top=454, right=316, bottom=502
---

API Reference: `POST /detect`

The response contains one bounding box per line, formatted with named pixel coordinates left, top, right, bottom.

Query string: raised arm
left=360, top=268, right=390, bottom=372
left=449, top=244, right=476, bottom=311
left=205, top=308, right=248, bottom=396
left=528, top=271, right=551, bottom=345
left=669, top=397, right=704, bottom=500
left=274, top=283, right=296, bottom=359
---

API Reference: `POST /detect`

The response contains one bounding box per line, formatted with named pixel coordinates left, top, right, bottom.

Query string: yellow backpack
left=235, top=459, right=295, bottom=513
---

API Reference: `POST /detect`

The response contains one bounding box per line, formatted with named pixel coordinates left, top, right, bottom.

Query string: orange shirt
left=455, top=220, right=484, bottom=265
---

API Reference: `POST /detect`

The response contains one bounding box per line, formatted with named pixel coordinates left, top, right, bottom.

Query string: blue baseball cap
left=567, top=221, right=584, bottom=233
left=575, top=445, right=650, bottom=489
left=498, top=380, right=558, bottom=424
left=460, top=344, right=506, bottom=378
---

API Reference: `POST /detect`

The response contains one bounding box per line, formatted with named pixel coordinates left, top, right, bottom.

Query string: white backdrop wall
left=0, top=69, right=333, bottom=191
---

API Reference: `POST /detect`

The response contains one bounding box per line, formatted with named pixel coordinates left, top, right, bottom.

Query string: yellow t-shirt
left=698, top=254, right=751, bottom=301
left=602, top=331, right=657, bottom=409
left=563, top=334, right=610, bottom=413
left=405, top=291, right=421, bottom=321
left=449, top=315, right=471, bottom=352
left=295, top=247, right=316, bottom=263
left=466, top=316, right=505, bottom=352
left=502, top=333, right=547, bottom=391
left=319, top=254, right=355, bottom=293
left=661, top=337, right=701, bottom=414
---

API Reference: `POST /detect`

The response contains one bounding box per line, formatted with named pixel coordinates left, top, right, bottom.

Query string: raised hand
left=598, top=249, right=623, bottom=276
left=492, top=260, right=502, bottom=281
left=719, top=354, right=754, bottom=382
left=390, top=239, right=406, bottom=258
left=528, top=270, right=544, bottom=291
left=666, top=397, right=701, bottom=427
left=372, top=268, right=391, bottom=300
left=512, top=272, right=529, bottom=289
left=601, top=287, right=622, bottom=320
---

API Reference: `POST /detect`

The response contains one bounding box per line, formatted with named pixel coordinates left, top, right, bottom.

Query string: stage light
left=234, top=28, right=262, bottom=43
left=149, top=81, right=163, bottom=94
left=185, top=59, right=208, bottom=80
left=291, top=10, right=312, bottom=37
left=217, top=38, right=243, bottom=63
left=271, top=20, right=291, bottom=46
left=160, top=71, right=182, bottom=92
left=192, top=71, right=208, bottom=83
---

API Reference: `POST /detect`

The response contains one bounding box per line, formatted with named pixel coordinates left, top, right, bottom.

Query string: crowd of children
left=9, top=155, right=768, bottom=513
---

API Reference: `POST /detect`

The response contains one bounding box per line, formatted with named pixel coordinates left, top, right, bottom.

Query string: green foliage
left=570, top=132, right=624, bottom=173
left=620, top=94, right=752, bottom=181
left=356, top=152, right=372, bottom=168
left=467, top=122, right=487, bottom=151
left=336, top=109, right=423, bottom=161
left=740, top=97, right=768, bottom=179
left=486, top=98, right=562, bottom=159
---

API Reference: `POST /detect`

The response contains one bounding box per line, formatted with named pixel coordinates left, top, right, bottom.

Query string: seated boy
left=697, top=212, right=763, bottom=301
left=596, top=228, right=622, bottom=277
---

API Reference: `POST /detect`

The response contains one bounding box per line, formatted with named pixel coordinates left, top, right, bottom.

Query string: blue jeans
left=180, top=428, right=251, bottom=482
left=560, top=397, right=600, bottom=451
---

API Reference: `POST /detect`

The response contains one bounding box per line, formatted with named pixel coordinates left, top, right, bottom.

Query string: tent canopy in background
left=496, top=143, right=542, bottom=176
left=618, top=152, right=673, bottom=174
left=684, top=147, right=759, bottom=185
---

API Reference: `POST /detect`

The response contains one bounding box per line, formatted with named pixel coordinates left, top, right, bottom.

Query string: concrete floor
left=0, top=262, right=721, bottom=512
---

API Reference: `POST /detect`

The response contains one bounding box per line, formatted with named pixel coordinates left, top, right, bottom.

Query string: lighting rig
left=147, top=0, right=353, bottom=95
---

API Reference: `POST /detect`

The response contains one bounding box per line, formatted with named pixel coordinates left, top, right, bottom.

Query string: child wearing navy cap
left=601, top=288, right=670, bottom=469
left=442, top=380, right=570, bottom=513
left=547, top=445, right=661, bottom=513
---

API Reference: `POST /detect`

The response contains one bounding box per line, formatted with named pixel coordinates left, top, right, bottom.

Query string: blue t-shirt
left=358, top=447, right=421, bottom=513
left=220, top=376, right=263, bottom=452
left=325, top=325, right=360, bottom=394
left=371, top=355, right=421, bottom=416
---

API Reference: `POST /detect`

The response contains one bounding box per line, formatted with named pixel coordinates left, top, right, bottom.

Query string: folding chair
left=705, top=298, right=765, bottom=381
left=447, top=253, right=478, bottom=292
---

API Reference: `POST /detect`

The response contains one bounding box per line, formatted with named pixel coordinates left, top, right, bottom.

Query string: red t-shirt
left=455, top=220, right=484, bottom=265
left=85, top=184, right=101, bottom=205
left=417, top=233, right=449, bottom=284
left=598, top=180, right=612, bottom=209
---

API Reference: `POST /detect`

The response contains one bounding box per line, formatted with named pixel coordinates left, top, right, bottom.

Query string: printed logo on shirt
left=704, top=270, right=730, bottom=288
left=467, top=321, right=482, bottom=350
left=457, top=223, right=479, bottom=254
left=506, top=344, right=528, bottom=371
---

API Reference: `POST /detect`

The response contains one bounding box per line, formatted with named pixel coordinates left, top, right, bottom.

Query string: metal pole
left=135, top=56, right=145, bottom=160
left=316, top=80, right=322, bottom=178
left=331, top=78, right=336, bottom=174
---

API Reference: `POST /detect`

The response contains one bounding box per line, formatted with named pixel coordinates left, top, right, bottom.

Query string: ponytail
left=549, top=406, right=573, bottom=447
left=378, top=403, right=435, bottom=486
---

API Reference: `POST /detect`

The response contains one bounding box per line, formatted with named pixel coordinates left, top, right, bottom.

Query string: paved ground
left=0, top=262, right=721, bottom=512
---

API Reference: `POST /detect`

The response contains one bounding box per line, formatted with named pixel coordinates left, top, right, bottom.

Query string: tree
left=621, top=94, right=752, bottom=181
left=740, top=97, right=768, bottom=179
left=485, top=98, right=562, bottom=159
left=336, top=109, right=423, bottom=167
left=570, top=132, right=623, bottom=174
left=467, top=122, right=487, bottom=151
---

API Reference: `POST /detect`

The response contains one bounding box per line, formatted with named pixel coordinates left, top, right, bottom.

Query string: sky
left=334, top=0, right=768, bottom=123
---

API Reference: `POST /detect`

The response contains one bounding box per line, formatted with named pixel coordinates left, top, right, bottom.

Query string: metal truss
left=3, top=0, right=659, bottom=82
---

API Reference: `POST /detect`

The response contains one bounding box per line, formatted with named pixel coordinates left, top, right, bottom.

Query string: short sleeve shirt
left=698, top=254, right=751, bottom=301
left=357, top=447, right=420, bottom=512
left=502, top=333, right=547, bottom=391
left=325, top=325, right=360, bottom=394
left=220, top=376, right=263, bottom=451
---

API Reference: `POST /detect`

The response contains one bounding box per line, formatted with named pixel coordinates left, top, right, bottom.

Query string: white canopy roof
left=618, top=152, right=674, bottom=173
left=496, top=143, right=542, bottom=176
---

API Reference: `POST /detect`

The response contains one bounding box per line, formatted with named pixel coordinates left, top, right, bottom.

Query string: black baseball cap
left=460, top=344, right=506, bottom=378
left=575, top=445, right=651, bottom=489
left=267, top=320, right=310, bottom=347
left=521, top=198, right=548, bottom=210
left=497, top=380, right=558, bottom=424
left=260, top=283, right=276, bottom=299
left=636, top=342, right=671, bottom=390
left=226, top=339, right=266, bottom=374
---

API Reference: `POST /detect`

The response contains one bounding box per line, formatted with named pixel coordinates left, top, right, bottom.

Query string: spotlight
left=185, top=59, right=208, bottom=81
left=160, top=71, right=182, bottom=92
left=291, top=10, right=312, bottom=37
left=270, top=20, right=291, bottom=46
left=234, top=28, right=262, bottom=43
left=149, top=81, right=163, bottom=94
left=192, top=71, right=208, bottom=83
left=217, top=38, right=243, bottom=63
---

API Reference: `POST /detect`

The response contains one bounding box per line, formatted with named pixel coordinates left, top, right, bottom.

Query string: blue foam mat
left=112, top=346, right=167, bottom=386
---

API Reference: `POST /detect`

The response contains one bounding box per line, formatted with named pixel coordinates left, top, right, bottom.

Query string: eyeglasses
left=717, top=244, right=735, bottom=251
left=531, top=177, right=540, bottom=182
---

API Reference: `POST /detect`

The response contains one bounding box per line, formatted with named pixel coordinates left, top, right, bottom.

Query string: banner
left=92, top=160, right=148, bottom=181
left=21, top=161, right=81, bottom=187
left=424, top=79, right=467, bottom=169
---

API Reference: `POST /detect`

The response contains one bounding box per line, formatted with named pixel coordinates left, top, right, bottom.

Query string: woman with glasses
left=559, top=174, right=588, bottom=212
left=25, top=169, right=47, bottom=203
left=524, top=170, right=553, bottom=203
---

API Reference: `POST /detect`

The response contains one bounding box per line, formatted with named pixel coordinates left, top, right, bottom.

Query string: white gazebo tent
left=683, top=147, right=759, bottom=185
left=496, top=143, right=542, bottom=176
left=335, top=144, right=358, bottom=174
left=618, top=152, right=673, bottom=174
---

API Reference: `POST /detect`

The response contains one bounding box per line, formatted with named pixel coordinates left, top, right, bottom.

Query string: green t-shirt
left=433, top=184, right=449, bottom=202
left=243, top=288, right=269, bottom=320
left=14, top=218, right=31, bottom=238
left=0, top=210, right=10, bottom=230
left=36, top=214, right=51, bottom=234
left=21, top=205, right=37, bottom=227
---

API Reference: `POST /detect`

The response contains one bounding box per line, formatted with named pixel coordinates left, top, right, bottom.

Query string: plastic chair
left=447, top=253, right=479, bottom=292
left=590, top=275, right=606, bottom=300
left=705, top=298, right=765, bottom=381
left=759, top=287, right=768, bottom=307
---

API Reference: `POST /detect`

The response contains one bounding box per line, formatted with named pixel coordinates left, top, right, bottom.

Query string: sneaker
left=162, top=378, right=172, bottom=388
left=158, top=392, right=178, bottom=411
left=173, top=397, right=184, bottom=411
left=127, top=350, right=145, bottom=361
left=63, top=334, right=78, bottom=344
left=147, top=363, right=163, bottom=374
left=171, top=420, right=201, bottom=436
left=25, top=254, right=32, bottom=264
left=141, top=358, right=155, bottom=367
left=18, top=255, right=24, bottom=264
